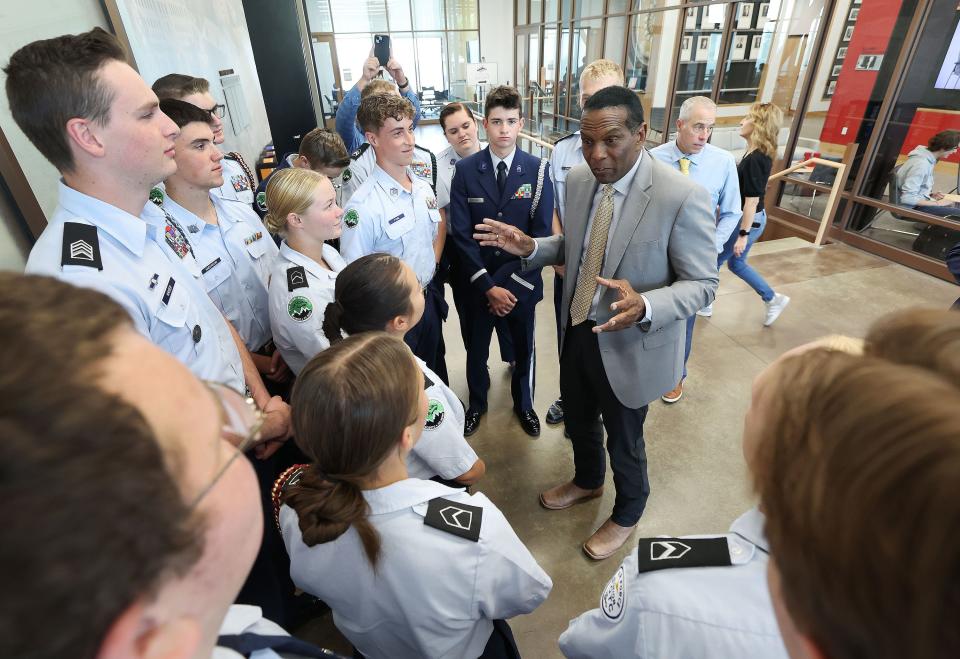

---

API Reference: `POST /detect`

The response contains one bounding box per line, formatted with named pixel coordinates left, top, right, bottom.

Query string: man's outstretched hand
left=473, top=218, right=536, bottom=257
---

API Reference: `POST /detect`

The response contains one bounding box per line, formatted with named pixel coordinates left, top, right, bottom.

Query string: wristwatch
left=738, top=229, right=750, bottom=237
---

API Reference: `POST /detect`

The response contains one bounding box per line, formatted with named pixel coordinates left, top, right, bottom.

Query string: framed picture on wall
left=681, top=36, right=693, bottom=61
left=832, top=64, right=843, bottom=77
left=850, top=7, right=860, bottom=20
left=695, top=36, right=710, bottom=62
left=827, top=80, right=837, bottom=95
left=685, top=7, right=698, bottom=30
left=737, top=2, right=753, bottom=30
left=732, top=34, right=748, bottom=61
left=837, top=46, right=847, bottom=59
left=759, top=3, right=770, bottom=20
left=843, top=25, right=855, bottom=41
left=751, top=35, right=762, bottom=54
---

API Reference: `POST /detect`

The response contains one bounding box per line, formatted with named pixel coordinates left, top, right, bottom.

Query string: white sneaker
left=764, top=293, right=790, bottom=327
left=696, top=303, right=713, bottom=317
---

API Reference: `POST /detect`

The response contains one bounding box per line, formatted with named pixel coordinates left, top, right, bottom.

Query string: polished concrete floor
left=297, top=238, right=959, bottom=657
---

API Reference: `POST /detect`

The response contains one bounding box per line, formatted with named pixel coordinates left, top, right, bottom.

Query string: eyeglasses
left=206, top=104, right=227, bottom=119
left=189, top=382, right=265, bottom=508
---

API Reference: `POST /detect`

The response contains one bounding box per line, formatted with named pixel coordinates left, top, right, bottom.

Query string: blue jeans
left=718, top=209, right=775, bottom=302
left=682, top=210, right=774, bottom=380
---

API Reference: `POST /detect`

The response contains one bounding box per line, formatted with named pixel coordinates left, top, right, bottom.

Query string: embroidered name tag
left=202, top=257, right=221, bottom=274
left=467, top=197, right=484, bottom=204
left=161, top=277, right=176, bottom=305
left=389, top=213, right=405, bottom=225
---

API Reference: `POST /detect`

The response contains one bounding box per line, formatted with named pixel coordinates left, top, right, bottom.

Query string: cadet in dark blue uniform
left=449, top=86, right=553, bottom=437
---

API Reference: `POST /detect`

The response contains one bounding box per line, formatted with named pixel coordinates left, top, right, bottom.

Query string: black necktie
left=496, top=160, right=507, bottom=195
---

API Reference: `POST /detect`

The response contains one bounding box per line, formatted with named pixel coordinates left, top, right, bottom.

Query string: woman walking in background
left=720, top=102, right=791, bottom=326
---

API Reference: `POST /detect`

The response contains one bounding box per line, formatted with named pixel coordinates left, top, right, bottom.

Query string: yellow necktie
left=679, top=157, right=691, bottom=175
left=570, top=185, right=616, bottom=326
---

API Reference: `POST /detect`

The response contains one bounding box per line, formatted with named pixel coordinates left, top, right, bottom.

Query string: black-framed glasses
left=206, top=104, right=226, bottom=119
left=189, top=382, right=265, bottom=508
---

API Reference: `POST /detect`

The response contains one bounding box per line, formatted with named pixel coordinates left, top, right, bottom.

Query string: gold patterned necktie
left=679, top=157, right=691, bottom=175
left=570, top=184, right=616, bottom=326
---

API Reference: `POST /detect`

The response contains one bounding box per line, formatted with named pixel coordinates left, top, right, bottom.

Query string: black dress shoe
left=464, top=410, right=483, bottom=437
left=518, top=409, right=541, bottom=437
left=545, top=397, right=564, bottom=424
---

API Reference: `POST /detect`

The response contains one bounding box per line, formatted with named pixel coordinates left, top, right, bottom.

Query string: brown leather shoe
left=583, top=518, right=637, bottom=560
left=661, top=380, right=683, bottom=404
left=539, top=481, right=603, bottom=510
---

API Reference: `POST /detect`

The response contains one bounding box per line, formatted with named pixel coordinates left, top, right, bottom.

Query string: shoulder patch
left=600, top=566, right=626, bottom=620
left=256, top=191, right=267, bottom=212
left=342, top=167, right=352, bottom=182
left=286, top=265, right=308, bottom=292
left=287, top=295, right=313, bottom=322
left=424, top=497, right=482, bottom=542
left=149, top=186, right=165, bottom=206
left=350, top=143, right=370, bottom=160
left=425, top=399, right=445, bottom=430
left=61, top=222, right=102, bottom=270
left=343, top=208, right=360, bottom=228
left=636, top=537, right=731, bottom=574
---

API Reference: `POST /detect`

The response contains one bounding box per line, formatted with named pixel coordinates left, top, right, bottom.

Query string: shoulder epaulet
left=286, top=264, right=308, bottom=292
left=554, top=131, right=579, bottom=146
left=224, top=151, right=257, bottom=190
left=61, top=222, right=103, bottom=270
left=424, top=496, right=483, bottom=542
left=635, top=536, right=731, bottom=574
left=271, top=463, right=308, bottom=532
left=149, top=186, right=165, bottom=206
left=350, top=143, right=370, bottom=161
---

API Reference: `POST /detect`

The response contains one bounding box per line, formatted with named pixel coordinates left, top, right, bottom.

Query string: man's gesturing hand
left=592, top=277, right=645, bottom=333
left=473, top=218, right=536, bottom=257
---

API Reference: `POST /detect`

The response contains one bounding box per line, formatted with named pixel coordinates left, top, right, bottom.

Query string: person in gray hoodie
left=895, top=130, right=960, bottom=217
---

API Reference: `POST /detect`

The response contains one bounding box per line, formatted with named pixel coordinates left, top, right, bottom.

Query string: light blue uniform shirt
left=559, top=508, right=788, bottom=659
left=25, top=181, right=244, bottom=391
left=267, top=241, right=345, bottom=376
left=549, top=131, right=583, bottom=225
left=408, top=357, right=477, bottom=481
left=650, top=141, right=743, bottom=253
left=163, top=193, right=278, bottom=352
left=341, top=143, right=436, bottom=206
left=280, top=478, right=552, bottom=659
left=340, top=165, right=441, bottom=286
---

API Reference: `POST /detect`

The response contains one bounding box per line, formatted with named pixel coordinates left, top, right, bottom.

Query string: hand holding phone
left=374, top=34, right=391, bottom=68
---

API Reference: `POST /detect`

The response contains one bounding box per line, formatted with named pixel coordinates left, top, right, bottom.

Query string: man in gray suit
left=474, top=86, right=718, bottom=559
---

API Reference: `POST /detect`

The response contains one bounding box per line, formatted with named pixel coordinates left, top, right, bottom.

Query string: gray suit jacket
left=522, top=151, right=718, bottom=408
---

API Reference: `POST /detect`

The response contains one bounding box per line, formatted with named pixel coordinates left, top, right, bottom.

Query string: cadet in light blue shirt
left=160, top=98, right=288, bottom=394
left=339, top=94, right=445, bottom=378
left=650, top=96, right=742, bottom=404
left=559, top=508, right=788, bottom=659
left=27, top=181, right=245, bottom=393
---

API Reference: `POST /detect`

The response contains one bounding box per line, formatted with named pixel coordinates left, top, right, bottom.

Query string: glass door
left=311, top=33, right=344, bottom=130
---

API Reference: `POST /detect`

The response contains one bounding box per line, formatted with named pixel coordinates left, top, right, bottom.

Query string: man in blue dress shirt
left=650, top=96, right=742, bottom=404
left=335, top=55, right=421, bottom=153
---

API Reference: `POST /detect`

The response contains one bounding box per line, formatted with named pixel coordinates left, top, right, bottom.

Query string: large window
left=306, top=0, right=480, bottom=105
